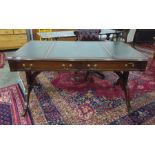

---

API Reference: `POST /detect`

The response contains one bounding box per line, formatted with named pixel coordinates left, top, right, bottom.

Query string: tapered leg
left=114, top=71, right=132, bottom=113
left=22, top=71, right=41, bottom=116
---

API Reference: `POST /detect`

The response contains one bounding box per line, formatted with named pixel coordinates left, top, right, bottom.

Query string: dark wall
left=133, top=29, right=155, bottom=43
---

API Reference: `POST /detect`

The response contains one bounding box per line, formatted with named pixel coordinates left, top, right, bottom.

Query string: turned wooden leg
left=22, top=71, right=41, bottom=116
left=114, top=71, right=132, bottom=113
left=22, top=84, right=31, bottom=116
left=120, top=79, right=132, bottom=113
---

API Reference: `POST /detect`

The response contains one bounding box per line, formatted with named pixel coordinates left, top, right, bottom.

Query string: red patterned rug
left=0, top=84, right=32, bottom=125
left=19, top=58, right=155, bottom=125
left=135, top=43, right=155, bottom=58
left=136, top=43, right=155, bottom=50
left=0, top=53, right=5, bottom=68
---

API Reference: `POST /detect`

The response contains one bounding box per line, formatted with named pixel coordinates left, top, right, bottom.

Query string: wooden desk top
left=7, top=41, right=148, bottom=72
left=8, top=41, right=147, bottom=61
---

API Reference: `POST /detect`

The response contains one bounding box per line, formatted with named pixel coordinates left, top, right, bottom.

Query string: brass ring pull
left=87, top=64, right=91, bottom=68
left=62, top=64, right=69, bottom=70
left=22, top=63, right=33, bottom=70
left=62, top=64, right=66, bottom=67
left=125, top=63, right=134, bottom=68
left=93, top=64, right=97, bottom=68
left=69, top=64, right=73, bottom=67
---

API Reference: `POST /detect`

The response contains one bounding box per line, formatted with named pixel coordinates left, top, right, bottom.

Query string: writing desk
left=7, top=41, right=148, bottom=116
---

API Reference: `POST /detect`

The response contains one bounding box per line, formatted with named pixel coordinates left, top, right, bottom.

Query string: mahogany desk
left=7, top=41, right=148, bottom=116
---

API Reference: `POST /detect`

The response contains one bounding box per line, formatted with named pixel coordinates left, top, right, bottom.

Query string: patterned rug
left=0, top=84, right=32, bottom=125
left=135, top=43, right=155, bottom=58
left=136, top=43, right=155, bottom=50
left=0, top=53, right=5, bottom=68
left=19, top=58, right=155, bottom=125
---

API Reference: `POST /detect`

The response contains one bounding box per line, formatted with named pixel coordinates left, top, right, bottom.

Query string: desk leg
left=114, top=71, right=132, bottom=113
left=22, top=71, right=41, bottom=116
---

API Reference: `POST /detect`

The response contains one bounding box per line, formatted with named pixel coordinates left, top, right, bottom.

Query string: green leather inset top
left=8, top=41, right=147, bottom=61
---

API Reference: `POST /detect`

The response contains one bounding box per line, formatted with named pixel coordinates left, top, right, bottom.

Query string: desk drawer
left=9, top=60, right=147, bottom=71
left=53, top=61, right=147, bottom=71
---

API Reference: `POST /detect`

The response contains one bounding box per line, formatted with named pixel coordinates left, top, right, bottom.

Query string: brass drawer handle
left=69, top=64, right=73, bottom=67
left=125, top=63, right=135, bottom=68
left=87, top=64, right=98, bottom=70
left=62, top=64, right=68, bottom=70
left=62, top=64, right=66, bottom=67
left=87, top=64, right=91, bottom=68
left=93, top=64, right=97, bottom=68
left=22, top=64, right=33, bottom=70
left=22, top=64, right=33, bottom=67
